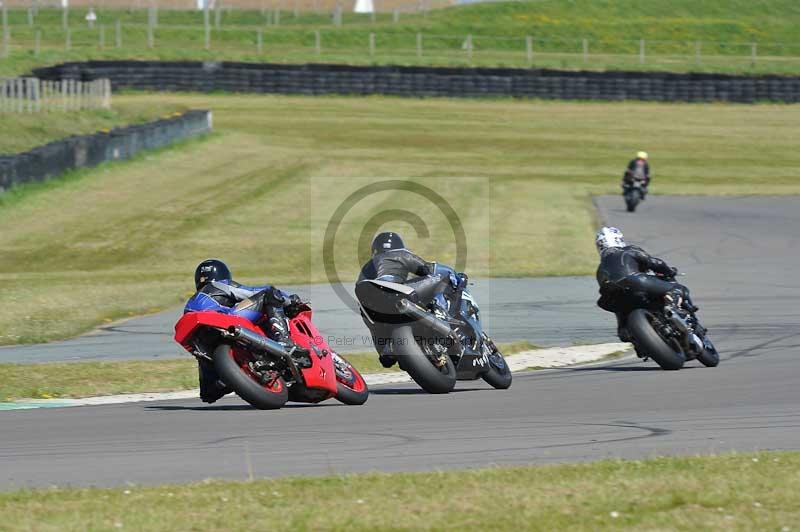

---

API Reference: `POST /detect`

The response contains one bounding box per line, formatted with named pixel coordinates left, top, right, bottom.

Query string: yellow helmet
left=636, top=151, right=648, bottom=160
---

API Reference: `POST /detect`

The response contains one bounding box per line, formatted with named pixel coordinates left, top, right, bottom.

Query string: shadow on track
left=369, top=387, right=486, bottom=395
left=145, top=403, right=335, bottom=411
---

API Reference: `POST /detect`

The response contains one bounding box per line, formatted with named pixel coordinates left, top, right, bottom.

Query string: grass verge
left=0, top=452, right=797, bottom=530
left=0, top=105, right=187, bottom=155
left=1, top=94, right=799, bottom=345
left=0, top=341, right=538, bottom=401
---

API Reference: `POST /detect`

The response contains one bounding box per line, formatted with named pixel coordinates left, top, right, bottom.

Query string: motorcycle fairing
left=174, top=311, right=266, bottom=351
left=288, top=309, right=338, bottom=395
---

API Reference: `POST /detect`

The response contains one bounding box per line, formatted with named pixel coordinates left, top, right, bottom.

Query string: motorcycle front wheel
left=392, top=325, right=456, bottom=394
left=332, top=353, right=369, bottom=405
left=213, top=344, right=289, bottom=410
left=696, top=337, right=720, bottom=367
left=481, top=344, right=512, bottom=389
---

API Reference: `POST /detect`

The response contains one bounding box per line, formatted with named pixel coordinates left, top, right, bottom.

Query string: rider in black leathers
left=357, top=232, right=454, bottom=367
left=594, top=227, right=697, bottom=342
left=185, top=259, right=306, bottom=403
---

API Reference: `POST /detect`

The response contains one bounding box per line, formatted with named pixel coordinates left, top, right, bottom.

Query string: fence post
left=582, top=38, right=588, bottom=62
left=100, top=24, right=105, bottom=49
left=639, top=38, right=645, bottom=64
left=392, top=9, right=399, bottom=23
left=214, top=3, right=222, bottom=29
left=751, top=42, right=757, bottom=66
left=147, top=15, right=154, bottom=48
left=15, top=78, right=23, bottom=113
left=293, top=0, right=298, bottom=18
left=466, top=33, right=472, bottom=63
left=31, top=78, right=40, bottom=113
left=695, top=41, right=701, bottom=64
left=369, top=32, right=374, bottom=57
left=314, top=29, right=321, bottom=55
left=333, top=5, right=342, bottom=27
left=116, top=19, right=122, bottom=48
left=27, top=7, right=34, bottom=27
left=274, top=7, right=280, bottom=26
left=34, top=29, right=41, bottom=57
left=204, top=7, right=210, bottom=50
left=526, top=35, right=533, bottom=65
left=62, top=4, right=68, bottom=31
left=416, top=32, right=422, bottom=59
left=65, top=27, right=71, bottom=51
left=257, top=29, right=263, bottom=54
left=1, top=7, right=8, bottom=60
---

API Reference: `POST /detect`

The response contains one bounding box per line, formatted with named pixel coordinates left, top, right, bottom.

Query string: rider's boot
left=198, top=359, right=231, bottom=404
left=268, top=315, right=310, bottom=358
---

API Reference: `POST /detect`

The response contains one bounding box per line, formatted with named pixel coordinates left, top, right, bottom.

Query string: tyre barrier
left=31, top=61, right=800, bottom=103
left=0, top=110, right=211, bottom=193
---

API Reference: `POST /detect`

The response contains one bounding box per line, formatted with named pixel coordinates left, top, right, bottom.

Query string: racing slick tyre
left=481, top=346, right=512, bottom=389
left=392, top=325, right=456, bottom=394
left=213, top=344, right=289, bottom=410
left=696, top=337, right=720, bottom=367
left=627, top=309, right=686, bottom=370
left=332, top=353, right=369, bottom=405
left=625, top=190, right=641, bottom=212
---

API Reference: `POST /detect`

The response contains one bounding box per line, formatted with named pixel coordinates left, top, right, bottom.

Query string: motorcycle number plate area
left=455, top=351, right=488, bottom=380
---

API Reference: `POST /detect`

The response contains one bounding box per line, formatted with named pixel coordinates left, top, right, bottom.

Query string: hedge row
left=32, top=61, right=800, bottom=102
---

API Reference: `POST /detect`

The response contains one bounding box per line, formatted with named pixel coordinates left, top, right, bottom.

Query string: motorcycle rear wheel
left=392, top=325, right=456, bottom=394
left=627, top=309, right=685, bottom=370
left=213, top=344, right=289, bottom=410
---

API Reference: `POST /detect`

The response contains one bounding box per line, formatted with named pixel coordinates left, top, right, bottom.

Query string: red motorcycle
left=174, top=302, right=368, bottom=409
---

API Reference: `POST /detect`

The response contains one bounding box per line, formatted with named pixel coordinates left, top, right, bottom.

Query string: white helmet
left=636, top=151, right=648, bottom=160
left=596, top=226, right=626, bottom=254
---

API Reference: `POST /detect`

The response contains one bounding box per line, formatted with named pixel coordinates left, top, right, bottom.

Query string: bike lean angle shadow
left=310, top=176, right=511, bottom=393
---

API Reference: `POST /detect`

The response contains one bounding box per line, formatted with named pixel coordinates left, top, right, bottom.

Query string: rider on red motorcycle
left=184, top=259, right=306, bottom=403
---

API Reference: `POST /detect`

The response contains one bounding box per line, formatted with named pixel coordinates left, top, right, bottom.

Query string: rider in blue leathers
left=185, top=259, right=304, bottom=403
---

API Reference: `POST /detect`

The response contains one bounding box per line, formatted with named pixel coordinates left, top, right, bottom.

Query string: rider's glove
left=669, top=267, right=679, bottom=277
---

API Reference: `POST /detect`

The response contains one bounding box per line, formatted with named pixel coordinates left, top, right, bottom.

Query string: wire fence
left=0, top=77, right=111, bottom=112
left=2, top=6, right=800, bottom=72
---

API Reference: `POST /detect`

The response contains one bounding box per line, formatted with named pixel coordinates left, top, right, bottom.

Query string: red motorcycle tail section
left=289, top=309, right=338, bottom=395
left=174, top=311, right=266, bottom=351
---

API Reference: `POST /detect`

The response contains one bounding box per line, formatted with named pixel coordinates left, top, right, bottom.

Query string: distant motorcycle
left=174, top=301, right=368, bottom=409
left=624, top=271, right=719, bottom=370
left=622, top=171, right=647, bottom=212
left=356, top=265, right=512, bottom=394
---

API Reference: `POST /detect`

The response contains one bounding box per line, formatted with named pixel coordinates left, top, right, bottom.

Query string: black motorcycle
left=624, top=272, right=719, bottom=370
left=622, top=171, right=647, bottom=212
left=355, top=265, right=512, bottom=393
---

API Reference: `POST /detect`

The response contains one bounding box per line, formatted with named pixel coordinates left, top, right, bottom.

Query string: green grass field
left=1, top=452, right=797, bottom=530
left=0, top=105, right=186, bottom=154
left=1, top=94, right=799, bottom=345
left=1, top=0, right=800, bottom=75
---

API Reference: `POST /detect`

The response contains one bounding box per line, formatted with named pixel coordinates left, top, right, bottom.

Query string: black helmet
left=371, top=232, right=405, bottom=255
left=194, top=259, right=232, bottom=290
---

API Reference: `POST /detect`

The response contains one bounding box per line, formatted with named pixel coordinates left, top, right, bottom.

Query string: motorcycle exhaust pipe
left=226, top=326, right=288, bottom=358
left=396, top=299, right=453, bottom=338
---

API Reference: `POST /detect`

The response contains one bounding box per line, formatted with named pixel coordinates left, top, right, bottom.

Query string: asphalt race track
left=2, top=196, right=800, bottom=489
